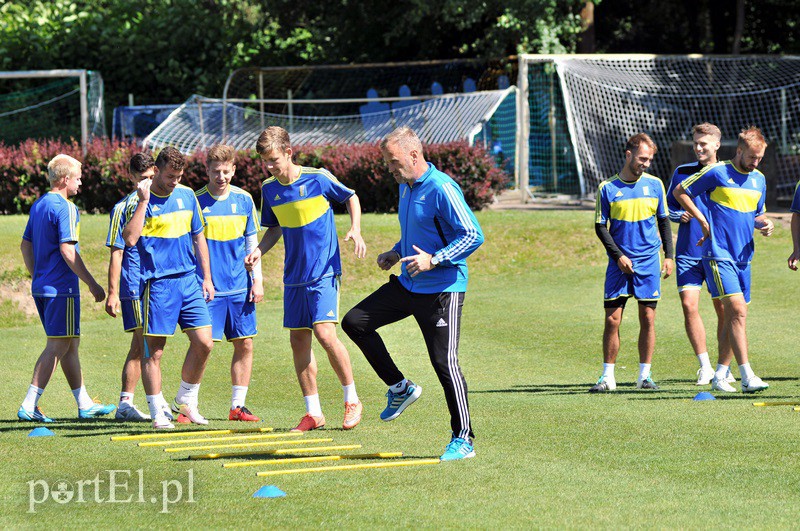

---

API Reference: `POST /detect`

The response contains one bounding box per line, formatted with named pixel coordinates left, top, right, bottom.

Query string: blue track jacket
left=391, top=163, right=484, bottom=293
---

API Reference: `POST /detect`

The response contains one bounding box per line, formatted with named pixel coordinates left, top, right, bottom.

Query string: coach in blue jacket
left=342, top=126, right=484, bottom=462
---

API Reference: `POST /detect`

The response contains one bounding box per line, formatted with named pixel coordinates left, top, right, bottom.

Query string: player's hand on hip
left=788, top=251, right=800, bottom=271
left=250, top=281, right=264, bottom=304
left=344, top=229, right=367, bottom=259
left=105, top=293, right=119, bottom=318
left=377, top=250, right=400, bottom=270
left=244, top=248, right=261, bottom=270
left=662, top=258, right=674, bottom=279
left=136, top=178, right=151, bottom=202
left=616, top=255, right=634, bottom=275
left=401, top=245, right=434, bottom=277
left=90, top=282, right=106, bottom=303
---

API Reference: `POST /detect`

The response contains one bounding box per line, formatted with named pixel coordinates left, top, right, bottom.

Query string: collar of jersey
left=275, top=166, right=304, bottom=187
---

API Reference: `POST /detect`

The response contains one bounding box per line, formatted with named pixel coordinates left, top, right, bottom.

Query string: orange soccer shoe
left=342, top=401, right=363, bottom=430
left=229, top=406, right=260, bottom=422
left=291, top=413, right=326, bottom=432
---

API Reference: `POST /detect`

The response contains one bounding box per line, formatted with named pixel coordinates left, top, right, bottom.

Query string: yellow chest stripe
left=272, top=195, right=329, bottom=229
left=709, top=187, right=761, bottom=213
left=609, top=197, right=659, bottom=222
left=204, top=215, right=248, bottom=242
left=142, top=210, right=194, bottom=238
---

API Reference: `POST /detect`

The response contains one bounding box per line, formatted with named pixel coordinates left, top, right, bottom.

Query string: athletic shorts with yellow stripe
left=35, top=296, right=80, bottom=338
left=703, top=259, right=751, bottom=303
left=120, top=298, right=143, bottom=332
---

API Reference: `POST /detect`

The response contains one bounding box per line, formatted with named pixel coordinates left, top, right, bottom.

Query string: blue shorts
left=704, top=260, right=751, bottom=303
left=604, top=254, right=662, bottom=303
left=121, top=298, right=143, bottom=332
left=676, top=257, right=706, bottom=292
left=35, top=296, right=80, bottom=338
left=284, top=275, right=340, bottom=330
left=142, top=273, right=212, bottom=337
left=207, top=292, right=257, bottom=342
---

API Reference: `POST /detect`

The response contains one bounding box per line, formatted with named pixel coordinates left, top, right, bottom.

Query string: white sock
left=22, top=385, right=44, bottom=410
left=175, top=380, right=200, bottom=407
left=303, top=394, right=323, bottom=417
left=739, top=363, right=755, bottom=382
left=602, top=363, right=615, bottom=380
left=639, top=363, right=651, bottom=380
left=231, top=385, right=248, bottom=409
left=389, top=379, right=408, bottom=393
left=715, top=364, right=729, bottom=380
left=697, top=352, right=711, bottom=370
left=147, top=394, right=164, bottom=420
left=119, top=392, right=134, bottom=407
left=72, top=386, right=94, bottom=410
left=342, top=382, right=359, bottom=404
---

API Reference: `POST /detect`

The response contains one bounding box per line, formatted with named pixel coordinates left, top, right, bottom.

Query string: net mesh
left=0, top=71, right=105, bottom=144
left=549, top=56, right=800, bottom=197
left=143, top=89, right=516, bottom=154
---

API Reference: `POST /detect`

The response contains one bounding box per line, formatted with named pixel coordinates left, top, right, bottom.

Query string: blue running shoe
left=78, top=402, right=116, bottom=419
left=18, top=406, right=54, bottom=423
left=440, top=436, right=476, bottom=461
left=380, top=382, right=422, bottom=421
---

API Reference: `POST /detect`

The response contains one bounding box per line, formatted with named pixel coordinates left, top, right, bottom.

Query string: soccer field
left=2, top=209, right=799, bottom=527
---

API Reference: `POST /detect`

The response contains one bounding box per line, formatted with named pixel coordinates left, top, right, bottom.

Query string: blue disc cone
left=693, top=391, right=716, bottom=401
left=253, top=486, right=286, bottom=498
left=28, top=427, right=55, bottom=437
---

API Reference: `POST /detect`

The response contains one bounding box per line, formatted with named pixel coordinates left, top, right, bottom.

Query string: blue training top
left=667, top=161, right=711, bottom=261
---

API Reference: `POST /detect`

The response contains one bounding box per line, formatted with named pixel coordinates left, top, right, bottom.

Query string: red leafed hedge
left=0, top=139, right=509, bottom=214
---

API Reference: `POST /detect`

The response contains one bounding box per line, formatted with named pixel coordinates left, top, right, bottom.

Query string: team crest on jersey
left=231, top=204, right=237, bottom=214
left=751, top=178, right=758, bottom=188
left=299, top=185, right=306, bottom=197
left=642, top=186, right=649, bottom=196
left=177, top=198, right=184, bottom=209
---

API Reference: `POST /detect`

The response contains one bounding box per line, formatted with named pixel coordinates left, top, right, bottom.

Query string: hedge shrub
left=0, top=139, right=509, bottom=214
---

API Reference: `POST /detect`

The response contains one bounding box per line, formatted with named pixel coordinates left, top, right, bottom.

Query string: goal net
left=0, top=70, right=105, bottom=146
left=517, top=55, right=800, bottom=198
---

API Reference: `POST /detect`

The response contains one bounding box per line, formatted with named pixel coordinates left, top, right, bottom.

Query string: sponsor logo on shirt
left=152, top=205, right=161, bottom=212
left=615, top=191, right=623, bottom=198
left=202, top=207, right=211, bottom=213
left=274, top=194, right=281, bottom=201
left=326, top=310, right=335, bottom=317
left=436, top=318, right=448, bottom=328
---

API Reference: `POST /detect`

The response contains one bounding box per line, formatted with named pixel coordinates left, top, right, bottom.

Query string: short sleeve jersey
left=126, top=184, right=205, bottom=281
left=106, top=191, right=141, bottom=300
left=195, top=185, right=259, bottom=296
left=260, top=167, right=354, bottom=287
left=595, top=173, right=668, bottom=259
left=789, top=179, right=800, bottom=214
left=667, top=162, right=711, bottom=260
left=683, top=161, right=766, bottom=264
left=22, top=192, right=81, bottom=297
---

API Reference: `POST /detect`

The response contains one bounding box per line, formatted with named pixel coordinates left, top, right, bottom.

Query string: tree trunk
left=732, top=0, right=745, bottom=53
left=577, top=1, right=595, bottom=54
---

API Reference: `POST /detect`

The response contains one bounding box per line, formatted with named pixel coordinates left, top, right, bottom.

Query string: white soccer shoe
left=741, top=376, right=769, bottom=394
left=152, top=415, right=175, bottom=429
left=724, top=371, right=736, bottom=384
left=173, top=400, right=209, bottom=425
left=711, top=376, right=737, bottom=393
left=696, top=368, right=715, bottom=386
left=115, top=404, right=151, bottom=421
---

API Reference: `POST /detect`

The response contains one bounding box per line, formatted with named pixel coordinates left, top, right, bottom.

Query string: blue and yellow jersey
left=683, top=161, right=766, bottom=264
left=260, top=167, right=354, bottom=287
left=124, top=184, right=205, bottom=281
left=789, top=180, right=800, bottom=214
left=106, top=191, right=141, bottom=300
left=22, top=192, right=81, bottom=297
left=667, top=162, right=712, bottom=260
left=195, top=185, right=259, bottom=296
left=595, top=173, right=668, bottom=259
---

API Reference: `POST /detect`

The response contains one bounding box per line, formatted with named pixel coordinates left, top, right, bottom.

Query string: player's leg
left=630, top=252, right=660, bottom=389
left=19, top=332, right=72, bottom=422
left=116, top=299, right=149, bottom=420
left=311, top=276, right=362, bottom=429
left=412, top=291, right=475, bottom=461
left=592, top=258, right=629, bottom=392
left=226, top=294, right=260, bottom=421
left=677, top=257, right=712, bottom=378
left=342, top=276, right=417, bottom=421
left=141, top=278, right=179, bottom=428
left=289, top=328, right=326, bottom=431
left=712, top=299, right=735, bottom=383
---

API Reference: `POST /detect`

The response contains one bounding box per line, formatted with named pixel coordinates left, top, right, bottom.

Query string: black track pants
left=342, top=275, right=473, bottom=440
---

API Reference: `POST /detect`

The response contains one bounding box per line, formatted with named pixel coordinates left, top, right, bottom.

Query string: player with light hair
left=123, top=147, right=216, bottom=428
left=18, top=154, right=115, bottom=422
left=666, top=123, right=736, bottom=385
left=104, top=153, right=158, bottom=421
left=245, top=126, right=366, bottom=432
left=196, top=145, right=263, bottom=421
left=674, top=126, right=774, bottom=393
left=591, top=133, right=674, bottom=393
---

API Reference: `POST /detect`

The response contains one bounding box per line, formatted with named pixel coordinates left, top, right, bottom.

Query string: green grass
left=2, top=210, right=800, bottom=527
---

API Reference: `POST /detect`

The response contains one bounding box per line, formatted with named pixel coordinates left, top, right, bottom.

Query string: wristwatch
left=430, top=255, right=440, bottom=267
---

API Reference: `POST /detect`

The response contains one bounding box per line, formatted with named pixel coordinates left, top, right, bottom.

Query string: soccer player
left=787, top=182, right=800, bottom=271
left=591, top=133, right=674, bottom=393
left=18, top=154, right=115, bottom=422
left=244, top=126, right=366, bottom=432
left=104, top=153, right=156, bottom=421
left=666, top=123, right=735, bottom=385
left=342, top=126, right=485, bottom=462
left=122, top=147, right=215, bottom=428
left=196, top=145, right=263, bottom=422
left=673, top=126, right=774, bottom=393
